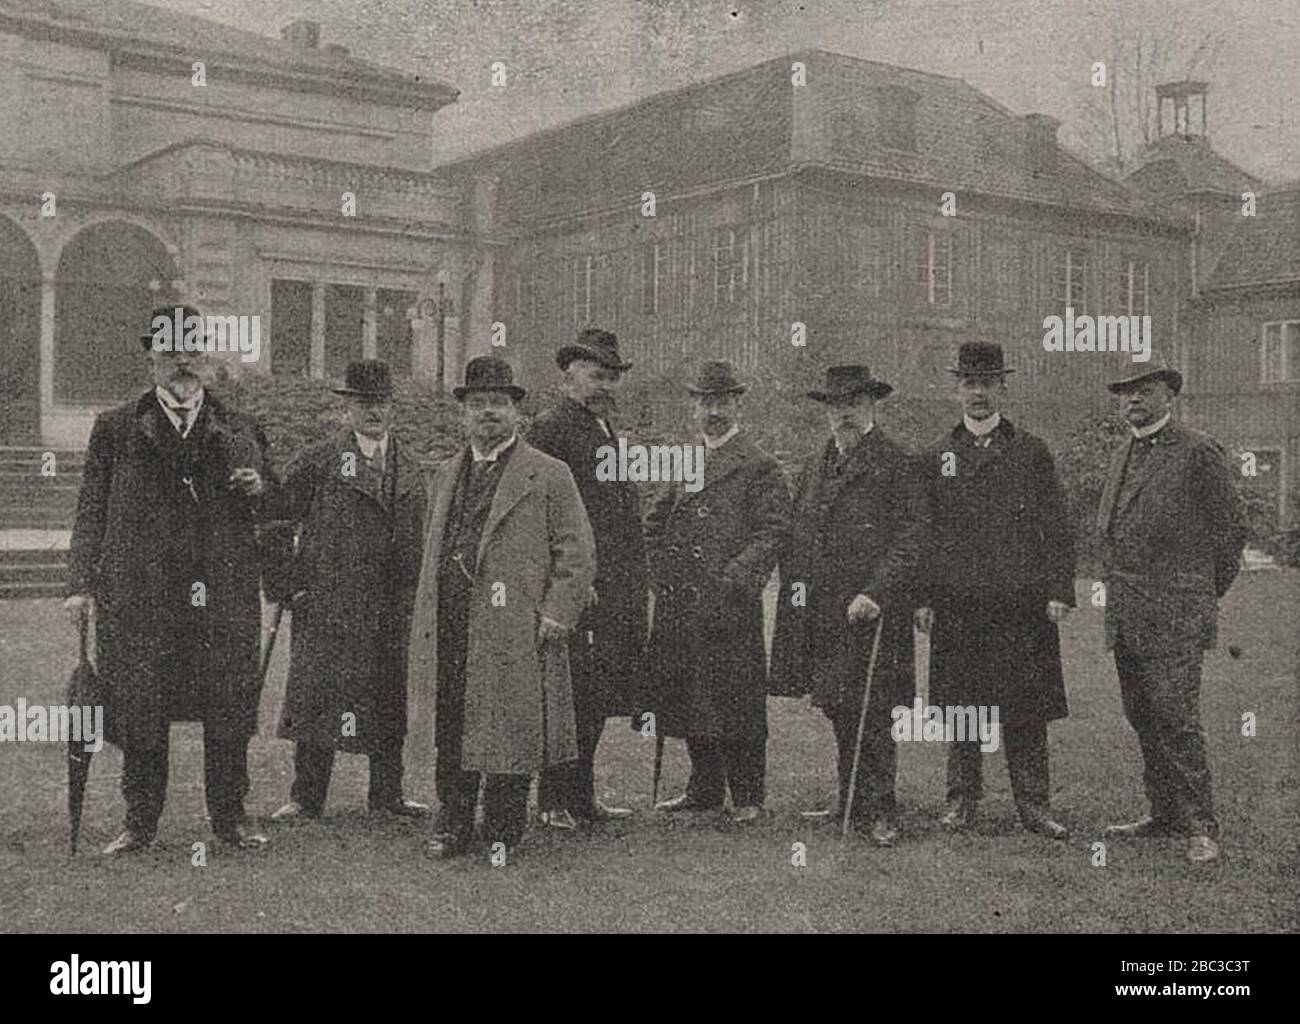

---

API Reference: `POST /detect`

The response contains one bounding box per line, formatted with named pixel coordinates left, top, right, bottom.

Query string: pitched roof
left=1127, top=134, right=1260, bottom=196
left=0, top=0, right=457, bottom=109
left=443, top=49, right=1164, bottom=229
left=1205, top=185, right=1300, bottom=290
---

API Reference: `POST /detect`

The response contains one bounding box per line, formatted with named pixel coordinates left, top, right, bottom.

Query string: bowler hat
left=949, top=341, right=1015, bottom=377
left=807, top=364, right=893, bottom=402
left=1107, top=353, right=1182, bottom=395
left=139, top=304, right=205, bottom=350
left=686, top=360, right=748, bottom=396
left=556, top=328, right=633, bottom=372
left=333, top=360, right=393, bottom=399
left=454, top=355, right=526, bottom=401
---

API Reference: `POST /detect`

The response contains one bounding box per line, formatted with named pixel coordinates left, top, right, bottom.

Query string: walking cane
left=842, top=614, right=886, bottom=840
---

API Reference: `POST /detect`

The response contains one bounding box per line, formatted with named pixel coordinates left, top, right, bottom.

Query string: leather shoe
left=1186, top=835, right=1220, bottom=864
left=1022, top=813, right=1069, bottom=840
left=655, top=792, right=721, bottom=813
left=270, top=800, right=318, bottom=822
left=940, top=799, right=976, bottom=831
left=372, top=798, right=430, bottom=818
left=425, top=835, right=472, bottom=860
left=731, top=805, right=762, bottom=825
left=102, top=830, right=152, bottom=856
left=1105, top=815, right=1178, bottom=839
left=540, top=809, right=579, bottom=830
left=214, top=823, right=269, bottom=849
left=862, top=819, right=898, bottom=847
left=589, top=800, right=633, bottom=821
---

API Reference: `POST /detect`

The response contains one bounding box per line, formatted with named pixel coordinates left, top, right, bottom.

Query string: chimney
left=280, top=19, right=321, bottom=49
left=1156, top=80, right=1209, bottom=140
left=1022, top=113, right=1060, bottom=176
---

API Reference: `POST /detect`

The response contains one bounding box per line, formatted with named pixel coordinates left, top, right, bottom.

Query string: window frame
left=1261, top=319, right=1300, bottom=383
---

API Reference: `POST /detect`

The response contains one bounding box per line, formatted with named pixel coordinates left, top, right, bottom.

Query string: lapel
left=817, top=428, right=884, bottom=511
left=1115, top=423, right=1184, bottom=520
left=134, top=390, right=216, bottom=458
left=336, top=429, right=388, bottom=510
left=425, top=450, right=465, bottom=571
left=134, top=392, right=165, bottom=454
left=673, top=432, right=750, bottom=512
left=1096, top=438, right=1132, bottom=536
left=477, top=439, right=537, bottom=566
left=954, top=417, right=1015, bottom=480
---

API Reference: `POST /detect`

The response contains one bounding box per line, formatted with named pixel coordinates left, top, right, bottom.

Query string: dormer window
left=876, top=85, right=918, bottom=152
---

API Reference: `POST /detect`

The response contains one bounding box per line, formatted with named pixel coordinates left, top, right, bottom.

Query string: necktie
left=174, top=407, right=190, bottom=436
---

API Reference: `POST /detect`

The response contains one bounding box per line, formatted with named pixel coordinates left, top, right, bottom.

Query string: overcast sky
left=156, top=0, right=1297, bottom=181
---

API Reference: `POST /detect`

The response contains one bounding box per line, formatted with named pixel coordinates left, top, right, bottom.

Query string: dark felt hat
left=139, top=304, right=205, bottom=350
left=686, top=360, right=748, bottom=396
left=807, top=364, right=893, bottom=402
left=1107, top=353, right=1183, bottom=395
left=948, top=341, right=1015, bottom=377
left=556, top=328, right=633, bottom=372
left=332, top=360, right=394, bottom=399
left=454, top=355, right=526, bottom=401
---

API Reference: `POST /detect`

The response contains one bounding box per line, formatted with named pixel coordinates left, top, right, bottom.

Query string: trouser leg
left=832, top=700, right=897, bottom=823
left=368, top=747, right=404, bottom=809
left=1116, top=642, right=1184, bottom=829
left=1004, top=720, right=1051, bottom=818
left=482, top=774, right=531, bottom=848
left=684, top=736, right=726, bottom=807
left=723, top=735, right=767, bottom=808
left=290, top=742, right=334, bottom=816
left=1141, top=647, right=1217, bottom=837
left=122, top=732, right=169, bottom=838
left=204, top=732, right=251, bottom=833
left=945, top=739, right=983, bottom=804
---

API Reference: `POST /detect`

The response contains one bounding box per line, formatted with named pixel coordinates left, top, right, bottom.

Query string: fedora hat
left=1107, top=353, right=1182, bottom=395
left=332, top=359, right=393, bottom=399
left=556, top=328, right=633, bottom=372
left=453, top=355, right=526, bottom=401
left=807, top=364, right=893, bottom=402
left=949, top=341, right=1015, bottom=377
left=686, top=360, right=748, bottom=396
left=139, top=304, right=205, bottom=350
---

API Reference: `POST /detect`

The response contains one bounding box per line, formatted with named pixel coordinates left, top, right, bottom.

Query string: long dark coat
left=1097, top=421, right=1246, bottom=656
left=261, top=429, right=426, bottom=753
left=527, top=396, right=649, bottom=717
left=644, top=432, right=790, bottom=740
left=67, top=391, right=272, bottom=750
left=919, top=418, right=1075, bottom=727
left=770, top=429, right=923, bottom=715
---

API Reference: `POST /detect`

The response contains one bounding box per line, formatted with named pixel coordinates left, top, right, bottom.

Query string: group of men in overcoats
left=66, top=305, right=1245, bottom=866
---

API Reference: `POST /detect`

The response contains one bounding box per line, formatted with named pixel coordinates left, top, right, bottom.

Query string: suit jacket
left=406, top=439, right=596, bottom=774
left=527, top=396, right=649, bottom=715
left=643, top=431, right=790, bottom=739
left=770, top=428, right=923, bottom=712
left=67, top=391, right=272, bottom=748
left=260, top=429, right=426, bottom=752
left=1097, top=421, right=1246, bottom=655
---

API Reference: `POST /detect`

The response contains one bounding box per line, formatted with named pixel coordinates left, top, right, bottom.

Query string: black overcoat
left=527, top=396, right=649, bottom=717
left=919, top=418, right=1075, bottom=726
left=644, top=432, right=790, bottom=740
left=770, top=429, right=923, bottom=714
left=262, top=429, right=426, bottom=753
left=67, top=391, right=273, bottom=749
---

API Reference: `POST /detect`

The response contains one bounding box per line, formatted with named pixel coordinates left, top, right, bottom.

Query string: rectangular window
left=1119, top=258, right=1150, bottom=316
left=713, top=227, right=748, bottom=305
left=270, top=279, right=311, bottom=377
left=641, top=242, right=662, bottom=315
left=324, top=284, right=364, bottom=380
left=1262, top=320, right=1300, bottom=382
left=914, top=226, right=953, bottom=306
left=572, top=254, right=595, bottom=325
left=1055, top=247, right=1089, bottom=314
left=376, top=288, right=415, bottom=376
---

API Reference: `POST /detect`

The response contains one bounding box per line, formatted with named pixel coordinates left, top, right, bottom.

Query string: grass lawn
left=1, top=573, right=1296, bottom=933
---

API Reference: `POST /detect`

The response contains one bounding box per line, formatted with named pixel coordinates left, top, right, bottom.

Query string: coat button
left=691, top=546, right=703, bottom=559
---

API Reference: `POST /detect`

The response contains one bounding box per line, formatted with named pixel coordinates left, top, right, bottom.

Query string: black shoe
left=103, top=829, right=153, bottom=856
left=940, top=799, right=977, bottom=831
left=1105, top=815, right=1179, bottom=839
left=589, top=800, right=634, bottom=821
left=371, top=798, right=431, bottom=819
left=855, top=819, right=898, bottom=847
left=214, top=823, right=269, bottom=849
left=655, top=792, right=721, bottom=813
left=1021, top=811, right=1069, bottom=840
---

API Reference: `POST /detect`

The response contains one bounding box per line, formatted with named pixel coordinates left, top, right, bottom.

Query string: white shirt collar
left=703, top=424, right=740, bottom=450
left=1132, top=413, right=1171, bottom=440
left=354, top=432, right=388, bottom=461
left=155, top=385, right=204, bottom=437
left=471, top=432, right=517, bottom=463
left=964, top=412, right=1001, bottom=437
